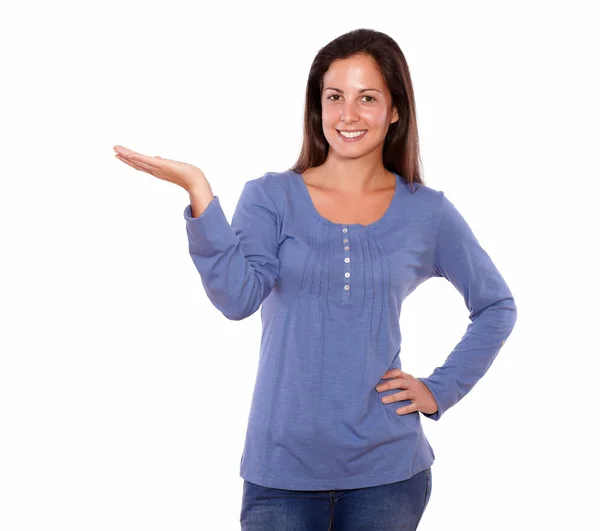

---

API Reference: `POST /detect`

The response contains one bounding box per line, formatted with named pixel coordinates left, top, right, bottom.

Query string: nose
left=339, top=99, right=360, bottom=123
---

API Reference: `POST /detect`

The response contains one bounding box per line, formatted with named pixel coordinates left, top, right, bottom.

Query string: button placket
left=342, top=226, right=351, bottom=299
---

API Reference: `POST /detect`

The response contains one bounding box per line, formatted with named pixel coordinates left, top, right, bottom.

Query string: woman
left=114, top=28, right=517, bottom=531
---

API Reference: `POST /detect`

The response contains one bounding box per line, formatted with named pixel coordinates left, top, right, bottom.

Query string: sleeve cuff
left=182, top=195, right=220, bottom=222
left=417, top=377, right=443, bottom=421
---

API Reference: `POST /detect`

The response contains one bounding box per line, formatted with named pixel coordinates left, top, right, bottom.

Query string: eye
left=326, top=94, right=377, bottom=102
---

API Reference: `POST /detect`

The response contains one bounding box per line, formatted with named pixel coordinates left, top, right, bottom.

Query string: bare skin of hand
left=113, top=145, right=210, bottom=194
left=376, top=369, right=439, bottom=416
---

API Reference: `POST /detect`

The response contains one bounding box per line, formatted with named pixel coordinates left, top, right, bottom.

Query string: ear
left=390, top=105, right=400, bottom=125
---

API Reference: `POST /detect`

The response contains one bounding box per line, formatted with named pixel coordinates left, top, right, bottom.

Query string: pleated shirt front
left=182, top=169, right=517, bottom=490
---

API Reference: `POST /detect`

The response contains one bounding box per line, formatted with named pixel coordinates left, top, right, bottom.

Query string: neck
left=318, top=153, right=392, bottom=194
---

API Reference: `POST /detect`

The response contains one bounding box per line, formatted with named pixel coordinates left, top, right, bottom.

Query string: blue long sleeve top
left=182, top=169, right=517, bottom=490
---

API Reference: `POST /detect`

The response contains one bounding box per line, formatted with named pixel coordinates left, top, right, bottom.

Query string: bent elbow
left=220, top=303, right=260, bottom=321
left=222, top=310, right=250, bottom=321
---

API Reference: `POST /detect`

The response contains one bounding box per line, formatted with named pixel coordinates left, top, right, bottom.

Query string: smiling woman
left=320, top=54, right=399, bottom=158
left=114, top=26, right=517, bottom=531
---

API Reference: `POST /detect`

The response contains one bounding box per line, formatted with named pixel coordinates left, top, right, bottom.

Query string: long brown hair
left=289, top=28, right=425, bottom=191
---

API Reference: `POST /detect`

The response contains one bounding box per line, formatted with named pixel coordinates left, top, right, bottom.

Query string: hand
left=113, top=145, right=210, bottom=194
left=376, top=369, right=439, bottom=416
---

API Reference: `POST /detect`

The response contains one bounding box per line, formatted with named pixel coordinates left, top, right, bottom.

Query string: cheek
left=321, top=111, right=340, bottom=141
left=364, top=108, right=390, bottom=128
left=320, top=106, right=390, bottom=132
left=321, top=107, right=337, bottom=127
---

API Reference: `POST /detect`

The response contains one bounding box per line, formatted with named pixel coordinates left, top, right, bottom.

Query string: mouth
left=336, top=129, right=368, bottom=141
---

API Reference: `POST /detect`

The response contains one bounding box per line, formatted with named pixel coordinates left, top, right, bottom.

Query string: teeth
left=339, top=130, right=366, bottom=138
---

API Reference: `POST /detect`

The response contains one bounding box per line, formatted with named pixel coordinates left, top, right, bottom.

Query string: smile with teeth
left=338, top=129, right=367, bottom=138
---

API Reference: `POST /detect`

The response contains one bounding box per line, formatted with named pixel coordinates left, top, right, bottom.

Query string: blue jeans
left=240, top=467, right=432, bottom=530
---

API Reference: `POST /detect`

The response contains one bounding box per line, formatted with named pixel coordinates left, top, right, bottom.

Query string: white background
left=1, top=1, right=598, bottom=529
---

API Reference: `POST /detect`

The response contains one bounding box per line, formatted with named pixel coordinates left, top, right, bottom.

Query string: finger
left=115, top=153, right=140, bottom=170
left=115, top=154, right=156, bottom=174
left=381, top=390, right=413, bottom=403
left=376, top=377, right=409, bottom=392
left=114, top=146, right=144, bottom=160
left=395, top=402, right=420, bottom=416
left=382, top=368, right=411, bottom=380
left=114, top=146, right=165, bottom=168
left=126, top=152, right=167, bottom=169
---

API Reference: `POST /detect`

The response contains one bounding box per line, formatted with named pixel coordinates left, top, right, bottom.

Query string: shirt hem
left=239, top=457, right=435, bottom=491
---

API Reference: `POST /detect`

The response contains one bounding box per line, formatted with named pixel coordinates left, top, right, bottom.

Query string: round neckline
left=291, top=169, right=401, bottom=230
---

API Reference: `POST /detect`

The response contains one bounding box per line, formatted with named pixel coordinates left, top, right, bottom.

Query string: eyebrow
left=323, top=87, right=382, bottom=94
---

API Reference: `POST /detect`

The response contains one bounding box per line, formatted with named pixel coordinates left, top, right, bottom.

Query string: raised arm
left=418, top=193, right=518, bottom=421
left=183, top=178, right=281, bottom=320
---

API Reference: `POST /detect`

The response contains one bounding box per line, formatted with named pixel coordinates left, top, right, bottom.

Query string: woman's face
left=321, top=54, right=399, bottom=160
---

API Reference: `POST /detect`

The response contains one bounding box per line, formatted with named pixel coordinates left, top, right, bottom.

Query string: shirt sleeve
left=182, top=178, right=281, bottom=320
left=417, top=193, right=518, bottom=421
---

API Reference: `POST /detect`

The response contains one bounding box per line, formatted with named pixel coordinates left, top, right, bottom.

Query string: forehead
left=323, top=54, right=386, bottom=88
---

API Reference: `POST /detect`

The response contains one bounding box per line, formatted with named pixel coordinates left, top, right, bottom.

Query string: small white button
left=344, top=246, right=350, bottom=251
left=343, top=239, right=348, bottom=243
left=345, top=272, right=350, bottom=278
left=344, top=257, right=350, bottom=263
left=344, top=284, right=350, bottom=291
left=501, top=340, right=505, bottom=345
left=342, top=228, right=348, bottom=233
